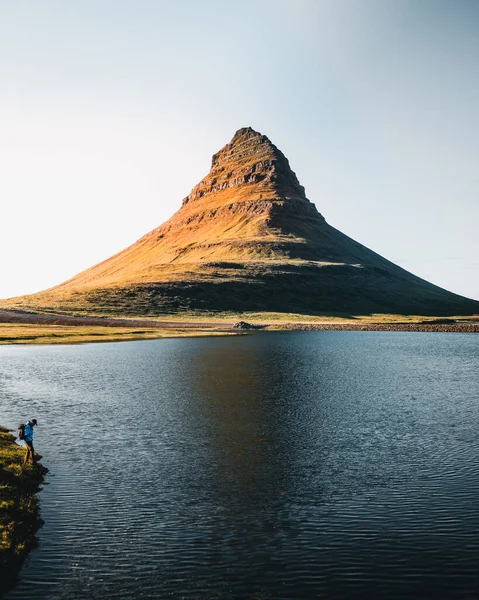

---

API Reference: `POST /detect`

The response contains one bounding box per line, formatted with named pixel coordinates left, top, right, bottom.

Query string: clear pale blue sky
left=1, top=0, right=478, bottom=300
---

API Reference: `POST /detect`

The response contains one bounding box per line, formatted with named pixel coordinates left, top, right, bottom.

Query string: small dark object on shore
left=233, top=321, right=263, bottom=330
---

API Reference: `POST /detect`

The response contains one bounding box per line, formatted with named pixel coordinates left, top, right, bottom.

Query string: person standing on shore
left=23, top=418, right=38, bottom=465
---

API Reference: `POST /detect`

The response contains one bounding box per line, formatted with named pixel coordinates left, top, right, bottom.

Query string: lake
left=1, top=331, right=478, bottom=599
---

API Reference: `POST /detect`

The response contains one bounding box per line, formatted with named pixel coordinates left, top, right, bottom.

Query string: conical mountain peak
left=183, top=127, right=307, bottom=206
left=5, top=127, right=478, bottom=318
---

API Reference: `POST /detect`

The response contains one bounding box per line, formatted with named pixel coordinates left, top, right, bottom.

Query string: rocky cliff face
left=3, top=127, right=479, bottom=316
left=143, top=126, right=323, bottom=265
left=183, top=127, right=308, bottom=204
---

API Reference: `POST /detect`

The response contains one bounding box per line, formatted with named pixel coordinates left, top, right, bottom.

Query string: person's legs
left=24, top=443, right=30, bottom=464
left=24, top=441, right=35, bottom=464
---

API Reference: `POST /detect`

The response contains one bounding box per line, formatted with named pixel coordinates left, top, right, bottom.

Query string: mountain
left=3, top=127, right=478, bottom=316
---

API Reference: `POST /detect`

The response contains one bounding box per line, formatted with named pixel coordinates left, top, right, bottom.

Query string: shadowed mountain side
left=37, top=272, right=479, bottom=317
left=2, top=127, right=478, bottom=317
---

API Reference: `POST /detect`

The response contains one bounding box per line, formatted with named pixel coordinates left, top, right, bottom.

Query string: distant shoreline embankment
left=0, top=427, right=45, bottom=596
left=267, top=322, right=479, bottom=333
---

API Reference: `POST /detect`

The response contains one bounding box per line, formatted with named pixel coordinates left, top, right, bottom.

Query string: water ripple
left=1, top=332, right=478, bottom=599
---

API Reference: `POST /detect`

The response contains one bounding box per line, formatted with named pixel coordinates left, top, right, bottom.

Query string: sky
left=1, top=0, right=478, bottom=301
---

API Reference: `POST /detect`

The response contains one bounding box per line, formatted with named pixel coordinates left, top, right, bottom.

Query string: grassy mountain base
left=5, top=262, right=477, bottom=318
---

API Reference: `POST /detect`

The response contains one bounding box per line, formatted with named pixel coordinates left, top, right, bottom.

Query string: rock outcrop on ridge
left=3, top=127, right=479, bottom=316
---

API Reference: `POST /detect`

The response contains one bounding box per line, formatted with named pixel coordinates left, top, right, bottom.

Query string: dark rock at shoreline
left=233, top=321, right=264, bottom=330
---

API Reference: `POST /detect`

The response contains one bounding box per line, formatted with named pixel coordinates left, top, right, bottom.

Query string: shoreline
left=0, top=427, right=45, bottom=596
left=0, top=309, right=477, bottom=345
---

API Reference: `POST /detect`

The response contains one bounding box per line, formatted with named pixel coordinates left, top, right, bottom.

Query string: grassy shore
left=0, top=427, right=45, bottom=595
left=0, top=323, right=234, bottom=345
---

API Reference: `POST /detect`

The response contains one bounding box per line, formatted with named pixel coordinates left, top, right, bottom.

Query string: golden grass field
left=0, top=323, right=235, bottom=345
left=141, top=311, right=471, bottom=324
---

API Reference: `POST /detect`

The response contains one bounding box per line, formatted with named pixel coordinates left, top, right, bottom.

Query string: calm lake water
left=1, top=331, right=478, bottom=599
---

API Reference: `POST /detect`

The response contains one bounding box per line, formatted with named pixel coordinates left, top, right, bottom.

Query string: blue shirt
left=24, top=422, right=34, bottom=442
